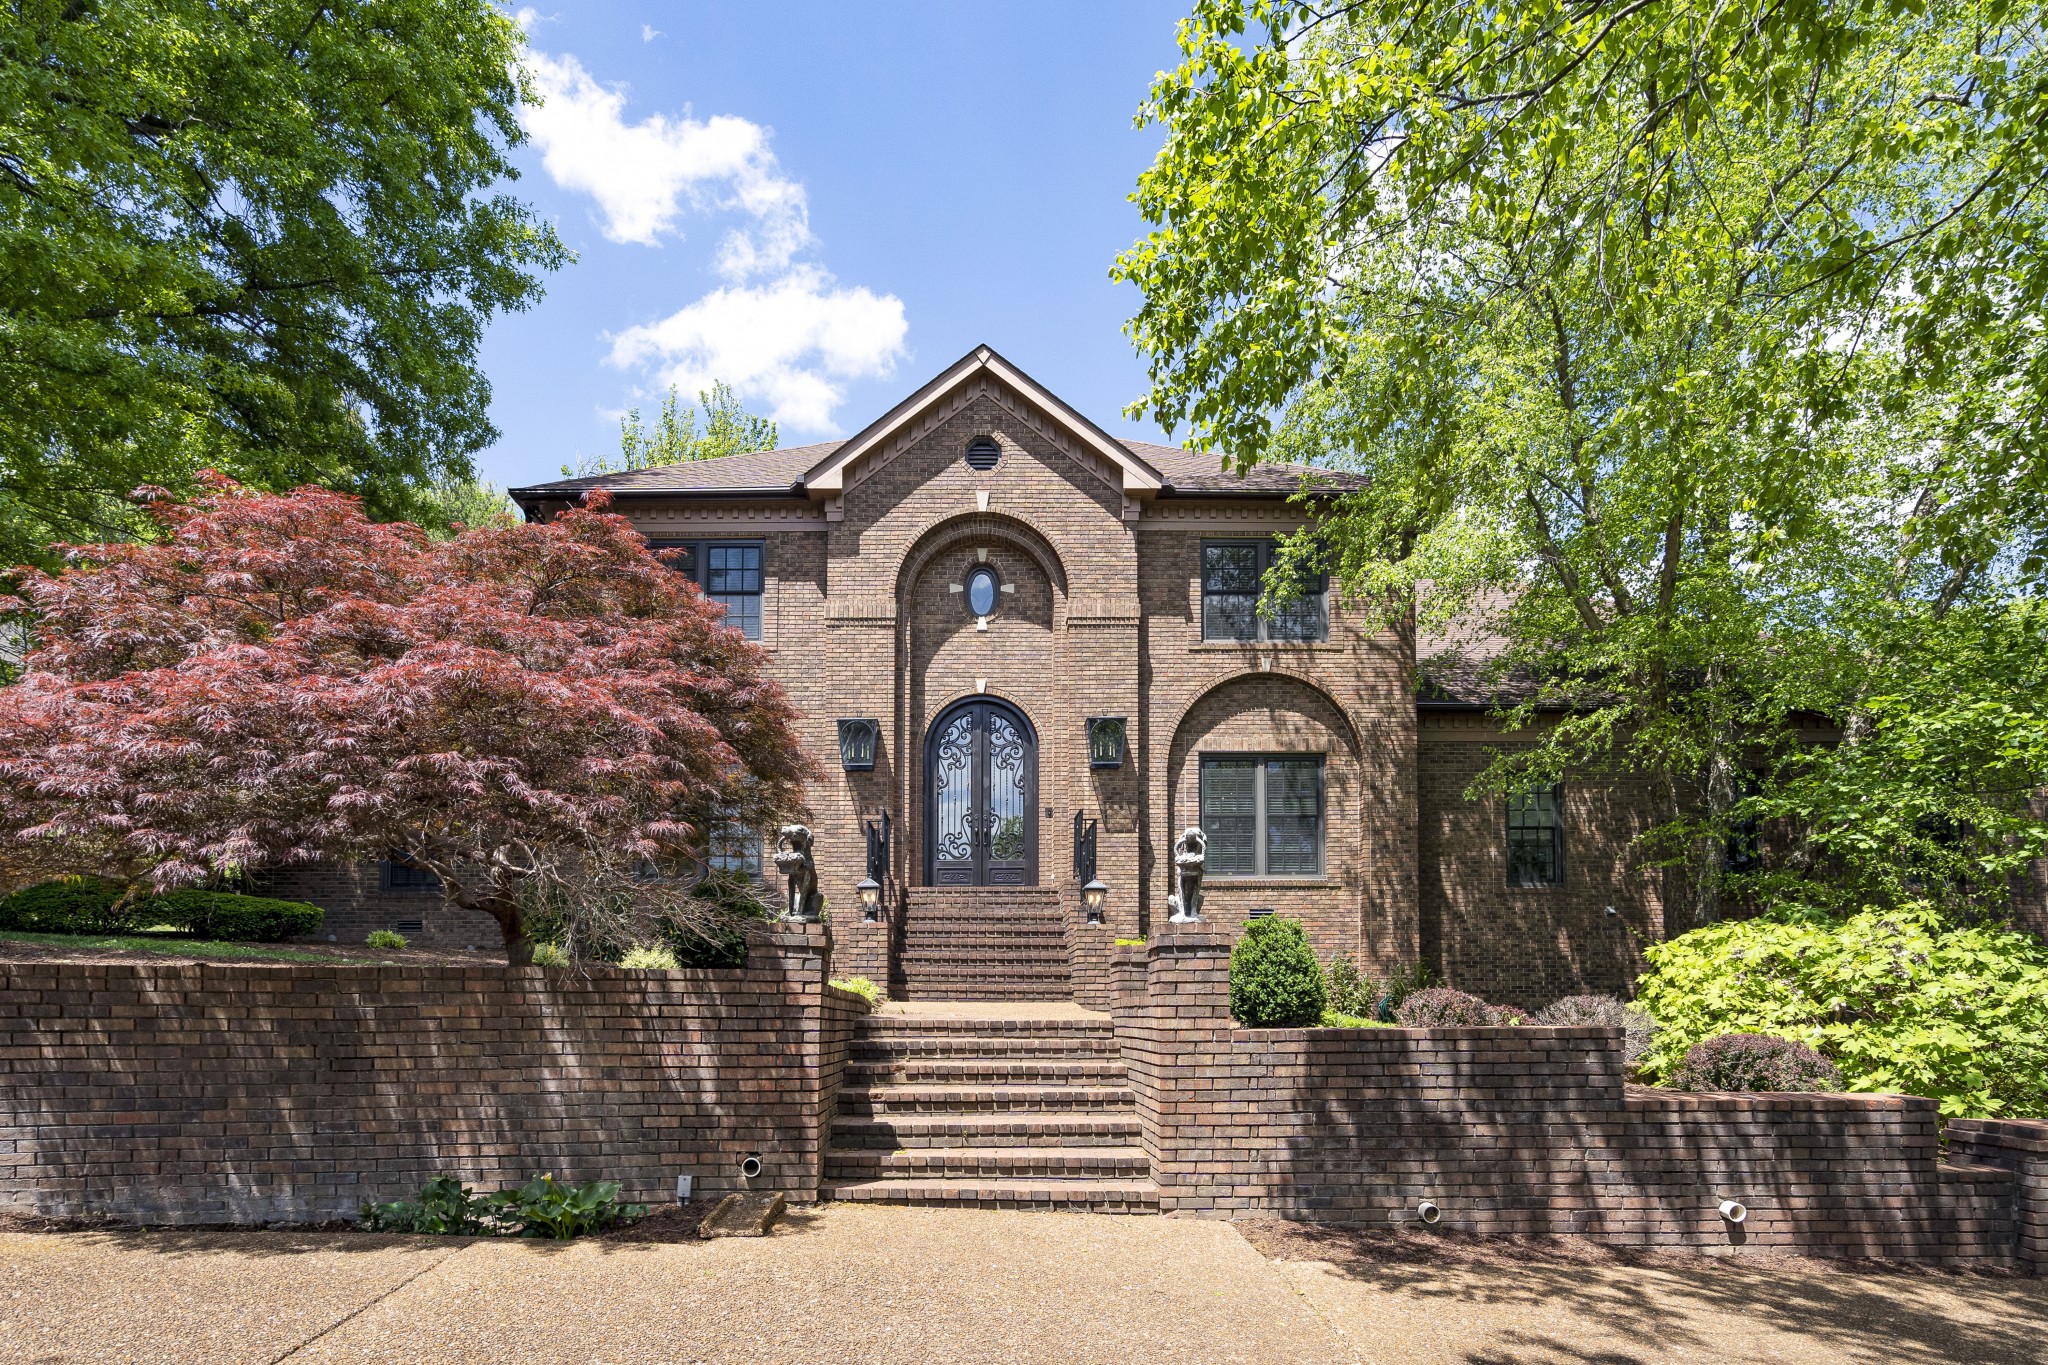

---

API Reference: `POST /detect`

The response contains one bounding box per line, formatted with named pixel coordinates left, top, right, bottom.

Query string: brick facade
left=0, top=924, right=858, bottom=1223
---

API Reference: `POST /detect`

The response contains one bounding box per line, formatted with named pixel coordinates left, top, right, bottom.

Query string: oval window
left=966, top=566, right=999, bottom=616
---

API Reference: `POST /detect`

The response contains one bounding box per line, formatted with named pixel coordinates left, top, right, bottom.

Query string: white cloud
left=518, top=43, right=808, bottom=270
left=609, top=267, right=908, bottom=433
left=641, top=23, right=660, bottom=41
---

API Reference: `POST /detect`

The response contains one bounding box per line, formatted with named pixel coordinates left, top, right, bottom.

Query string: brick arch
left=890, top=511, right=1069, bottom=610
left=1160, top=668, right=1364, bottom=767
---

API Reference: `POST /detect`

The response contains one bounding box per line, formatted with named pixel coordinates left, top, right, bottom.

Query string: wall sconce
left=856, top=877, right=882, bottom=923
left=836, top=718, right=879, bottom=771
left=1086, top=716, right=1127, bottom=769
left=1082, top=878, right=1108, bottom=925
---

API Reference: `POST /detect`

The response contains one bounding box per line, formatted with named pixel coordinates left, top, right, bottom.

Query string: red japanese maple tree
left=0, top=476, right=814, bottom=962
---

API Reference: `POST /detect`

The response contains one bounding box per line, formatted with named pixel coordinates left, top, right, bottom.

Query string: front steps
left=892, top=887, right=1074, bottom=1001
left=824, top=1014, right=1159, bottom=1212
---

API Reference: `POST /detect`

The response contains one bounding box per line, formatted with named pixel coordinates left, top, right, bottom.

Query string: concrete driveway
left=2, top=1205, right=2039, bottom=1364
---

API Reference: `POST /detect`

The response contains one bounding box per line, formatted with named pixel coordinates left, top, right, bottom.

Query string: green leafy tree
left=0, top=0, right=566, bottom=566
left=565, top=381, right=779, bottom=478
left=1115, top=1, right=2048, bottom=923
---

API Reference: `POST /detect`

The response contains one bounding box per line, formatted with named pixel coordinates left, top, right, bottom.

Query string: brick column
left=1947, top=1118, right=2048, bottom=1268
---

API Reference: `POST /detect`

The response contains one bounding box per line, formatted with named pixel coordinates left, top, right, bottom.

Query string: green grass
left=0, top=929, right=382, bottom=964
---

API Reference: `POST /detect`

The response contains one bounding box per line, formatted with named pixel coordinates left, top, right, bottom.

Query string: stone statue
left=774, top=824, right=822, bottom=922
left=1166, top=827, right=1206, bottom=924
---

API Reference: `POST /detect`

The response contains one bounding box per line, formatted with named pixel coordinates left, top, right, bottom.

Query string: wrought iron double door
left=925, top=699, right=1036, bottom=886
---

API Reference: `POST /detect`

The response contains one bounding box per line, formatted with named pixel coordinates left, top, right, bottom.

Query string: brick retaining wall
left=0, top=924, right=860, bottom=1224
left=1111, top=927, right=2040, bottom=1264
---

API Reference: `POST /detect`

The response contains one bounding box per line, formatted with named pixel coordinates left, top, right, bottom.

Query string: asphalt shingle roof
left=509, top=439, right=1367, bottom=502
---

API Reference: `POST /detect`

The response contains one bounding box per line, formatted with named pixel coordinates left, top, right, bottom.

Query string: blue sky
left=479, top=2, right=1192, bottom=491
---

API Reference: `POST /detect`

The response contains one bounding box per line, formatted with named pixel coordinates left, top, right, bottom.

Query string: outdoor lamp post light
left=836, top=718, right=879, bottom=771
left=1082, top=878, right=1108, bottom=925
left=856, top=876, right=882, bottom=923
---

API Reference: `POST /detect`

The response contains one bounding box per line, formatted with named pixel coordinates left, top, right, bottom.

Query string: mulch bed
left=1231, top=1217, right=2027, bottom=1279
left=589, top=1200, right=724, bottom=1243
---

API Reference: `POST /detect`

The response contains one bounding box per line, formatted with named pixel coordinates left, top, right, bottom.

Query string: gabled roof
left=800, top=344, right=1163, bottom=497
left=506, top=345, right=1371, bottom=510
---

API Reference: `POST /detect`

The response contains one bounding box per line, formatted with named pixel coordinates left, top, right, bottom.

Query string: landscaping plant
left=1533, top=995, right=1658, bottom=1073
left=0, top=479, right=815, bottom=965
left=486, top=1175, right=644, bottom=1240
left=1666, top=1033, right=1842, bottom=1094
left=619, top=945, right=680, bottom=969
left=1394, top=987, right=1516, bottom=1028
left=366, top=930, right=408, bottom=950
left=0, top=878, right=132, bottom=934
left=146, top=891, right=321, bottom=942
left=360, top=1176, right=495, bottom=1236
left=830, top=976, right=883, bottom=1008
left=360, top=1174, right=644, bottom=1239
left=1229, top=917, right=1328, bottom=1027
left=1636, top=904, right=2048, bottom=1117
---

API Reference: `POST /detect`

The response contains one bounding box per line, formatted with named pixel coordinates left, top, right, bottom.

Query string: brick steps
left=829, top=1114, right=1143, bottom=1149
left=845, top=1058, right=1129, bottom=1086
left=822, top=1178, right=1160, bottom=1213
left=838, top=1083, right=1137, bottom=1116
left=825, top=1145, right=1151, bottom=1180
left=823, top=1013, right=1158, bottom=1212
left=893, top=887, right=1075, bottom=1002
left=850, top=1034, right=1120, bottom=1060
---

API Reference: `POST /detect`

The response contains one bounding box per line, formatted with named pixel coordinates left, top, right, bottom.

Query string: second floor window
left=650, top=540, right=764, bottom=640
left=1201, top=540, right=1326, bottom=643
left=1507, top=785, right=1564, bottom=887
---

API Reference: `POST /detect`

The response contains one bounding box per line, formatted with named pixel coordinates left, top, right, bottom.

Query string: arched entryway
left=925, top=697, right=1038, bottom=886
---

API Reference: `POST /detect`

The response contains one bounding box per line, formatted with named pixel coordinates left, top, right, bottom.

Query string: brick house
left=276, top=346, right=1673, bottom=1008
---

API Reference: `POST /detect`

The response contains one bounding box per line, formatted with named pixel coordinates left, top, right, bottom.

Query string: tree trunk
left=480, top=898, right=532, bottom=965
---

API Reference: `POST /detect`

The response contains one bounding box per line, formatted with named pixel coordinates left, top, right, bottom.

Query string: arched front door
left=925, top=698, right=1037, bottom=886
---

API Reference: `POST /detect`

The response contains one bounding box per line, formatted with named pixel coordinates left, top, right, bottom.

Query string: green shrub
left=619, top=944, right=680, bottom=969
left=360, top=1175, right=493, bottom=1235
left=366, top=929, right=409, bottom=950
left=530, top=942, right=569, bottom=966
left=1666, top=1032, right=1842, bottom=1093
left=1533, top=994, right=1657, bottom=1071
left=360, top=1173, right=643, bottom=1240
left=486, top=1174, right=644, bottom=1240
left=0, top=878, right=133, bottom=934
left=1636, top=903, right=2048, bottom=1117
left=1229, top=917, right=1328, bottom=1027
left=1319, top=1008, right=1385, bottom=1028
left=830, top=975, right=883, bottom=1008
left=1394, top=986, right=1515, bottom=1027
left=148, top=890, right=321, bottom=941
left=1323, top=955, right=1374, bottom=1018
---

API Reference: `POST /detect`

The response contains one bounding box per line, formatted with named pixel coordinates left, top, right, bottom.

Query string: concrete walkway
left=2, top=1205, right=2039, bottom=1364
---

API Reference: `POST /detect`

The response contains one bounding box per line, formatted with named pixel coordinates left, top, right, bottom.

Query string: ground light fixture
left=856, top=877, right=882, bottom=922
left=1082, top=878, right=1108, bottom=925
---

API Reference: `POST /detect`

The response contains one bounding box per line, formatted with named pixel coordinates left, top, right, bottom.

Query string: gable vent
left=964, top=437, right=1001, bottom=472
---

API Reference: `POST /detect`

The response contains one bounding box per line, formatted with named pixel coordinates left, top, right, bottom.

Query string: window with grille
left=380, top=858, right=441, bottom=894
left=1200, top=540, right=1326, bottom=642
left=1506, top=785, right=1564, bottom=887
left=708, top=821, right=763, bottom=880
left=647, top=540, right=765, bottom=640
left=1199, top=755, right=1325, bottom=877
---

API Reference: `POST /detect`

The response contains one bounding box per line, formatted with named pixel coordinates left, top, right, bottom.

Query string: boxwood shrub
left=148, top=890, right=323, bottom=942
left=0, top=878, right=134, bottom=934
left=1229, top=917, right=1328, bottom=1027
